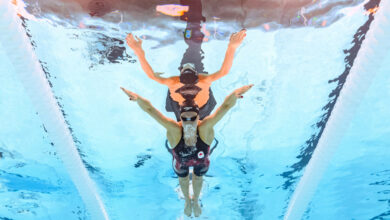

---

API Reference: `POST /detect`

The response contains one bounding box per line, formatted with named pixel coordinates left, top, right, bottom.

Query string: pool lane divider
left=0, top=1, right=110, bottom=220
left=284, top=1, right=390, bottom=219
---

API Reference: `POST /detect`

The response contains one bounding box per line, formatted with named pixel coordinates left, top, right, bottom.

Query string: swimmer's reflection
left=125, top=29, right=247, bottom=120
left=121, top=84, right=253, bottom=217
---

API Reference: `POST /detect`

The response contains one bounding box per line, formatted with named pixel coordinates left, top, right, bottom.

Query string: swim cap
left=180, top=103, right=200, bottom=114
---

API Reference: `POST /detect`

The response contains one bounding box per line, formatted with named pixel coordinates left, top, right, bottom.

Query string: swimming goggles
left=181, top=115, right=198, bottom=122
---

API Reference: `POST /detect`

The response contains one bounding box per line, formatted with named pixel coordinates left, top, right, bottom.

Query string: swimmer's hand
left=228, top=29, right=247, bottom=49
left=126, top=33, right=144, bottom=55
left=234, top=84, right=253, bottom=99
left=121, top=87, right=139, bottom=101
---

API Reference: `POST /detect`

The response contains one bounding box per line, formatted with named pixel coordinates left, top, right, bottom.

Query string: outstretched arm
left=203, top=29, right=247, bottom=83
left=120, top=87, right=178, bottom=129
left=126, top=33, right=175, bottom=86
left=202, top=84, right=253, bottom=128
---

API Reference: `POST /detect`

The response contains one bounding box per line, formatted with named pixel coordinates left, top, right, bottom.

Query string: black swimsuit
left=171, top=129, right=210, bottom=177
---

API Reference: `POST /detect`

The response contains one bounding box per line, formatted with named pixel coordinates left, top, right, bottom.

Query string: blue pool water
left=0, top=0, right=389, bottom=219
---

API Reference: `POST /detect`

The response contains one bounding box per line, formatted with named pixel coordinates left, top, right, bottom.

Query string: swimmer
left=126, top=29, right=247, bottom=120
left=120, top=84, right=253, bottom=217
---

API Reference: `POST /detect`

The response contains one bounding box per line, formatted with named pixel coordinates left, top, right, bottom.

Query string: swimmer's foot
left=192, top=200, right=202, bottom=217
left=184, top=199, right=192, bottom=217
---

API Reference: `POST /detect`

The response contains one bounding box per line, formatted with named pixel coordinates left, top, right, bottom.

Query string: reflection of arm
left=204, top=45, right=237, bottom=83
left=135, top=52, right=175, bottom=85
left=135, top=95, right=178, bottom=129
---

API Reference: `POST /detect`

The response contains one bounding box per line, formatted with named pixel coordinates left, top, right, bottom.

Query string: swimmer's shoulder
left=167, top=122, right=182, bottom=148
left=198, top=74, right=212, bottom=84
left=198, top=121, right=214, bottom=145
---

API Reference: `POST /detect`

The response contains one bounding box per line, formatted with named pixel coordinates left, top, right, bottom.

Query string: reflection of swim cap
left=180, top=63, right=196, bottom=72
left=180, top=63, right=198, bottom=84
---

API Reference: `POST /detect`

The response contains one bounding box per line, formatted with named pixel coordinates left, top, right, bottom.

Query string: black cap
left=180, top=104, right=199, bottom=114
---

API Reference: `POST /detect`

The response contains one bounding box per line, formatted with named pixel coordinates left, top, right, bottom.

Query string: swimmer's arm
left=203, top=45, right=237, bottom=83
left=126, top=33, right=176, bottom=85
left=202, top=84, right=253, bottom=127
left=201, top=91, right=237, bottom=127
left=136, top=96, right=178, bottom=130
left=121, top=87, right=178, bottom=130
left=135, top=53, right=176, bottom=86
left=203, top=30, right=247, bottom=83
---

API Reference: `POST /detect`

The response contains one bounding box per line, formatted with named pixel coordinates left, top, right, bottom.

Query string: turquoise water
left=0, top=0, right=389, bottom=219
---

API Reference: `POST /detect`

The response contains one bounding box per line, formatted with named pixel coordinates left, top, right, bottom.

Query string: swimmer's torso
left=172, top=129, right=210, bottom=167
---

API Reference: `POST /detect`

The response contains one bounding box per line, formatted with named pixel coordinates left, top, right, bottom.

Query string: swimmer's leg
left=192, top=172, right=203, bottom=217
left=178, top=175, right=192, bottom=216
